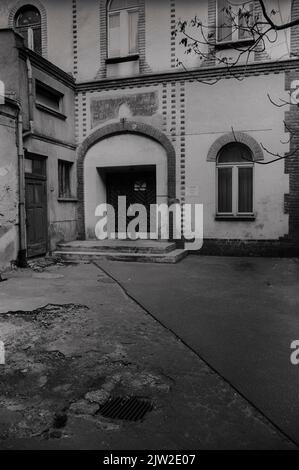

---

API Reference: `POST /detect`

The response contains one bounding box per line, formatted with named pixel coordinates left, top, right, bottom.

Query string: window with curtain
left=217, top=143, right=254, bottom=215
left=58, top=160, right=73, bottom=199
left=217, top=0, right=254, bottom=43
left=108, top=0, right=139, bottom=58
left=14, top=5, right=42, bottom=54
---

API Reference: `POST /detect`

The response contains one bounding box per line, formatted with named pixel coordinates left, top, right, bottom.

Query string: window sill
left=106, top=54, right=140, bottom=64
left=58, top=197, right=78, bottom=203
left=215, top=215, right=256, bottom=221
left=215, top=38, right=255, bottom=50
left=36, top=103, right=67, bottom=120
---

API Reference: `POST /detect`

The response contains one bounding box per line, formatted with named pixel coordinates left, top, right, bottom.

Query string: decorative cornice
left=76, top=58, right=299, bottom=92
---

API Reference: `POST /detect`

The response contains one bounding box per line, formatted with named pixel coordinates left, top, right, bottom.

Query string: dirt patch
left=0, top=303, right=171, bottom=442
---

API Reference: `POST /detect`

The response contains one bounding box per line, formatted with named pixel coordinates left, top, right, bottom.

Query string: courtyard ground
left=0, top=257, right=297, bottom=450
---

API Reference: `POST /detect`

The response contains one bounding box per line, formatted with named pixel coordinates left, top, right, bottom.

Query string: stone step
left=53, top=249, right=188, bottom=264
left=56, top=240, right=177, bottom=254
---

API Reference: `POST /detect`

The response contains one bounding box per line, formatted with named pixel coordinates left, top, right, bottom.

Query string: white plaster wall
left=185, top=73, right=289, bottom=240
left=77, top=0, right=101, bottom=81
left=45, top=0, right=73, bottom=72
left=84, top=133, right=168, bottom=238
left=175, top=0, right=209, bottom=70
left=145, top=0, right=172, bottom=72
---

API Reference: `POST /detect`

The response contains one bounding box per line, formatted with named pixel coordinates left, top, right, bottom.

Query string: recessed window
left=58, top=160, right=73, bottom=199
left=25, top=155, right=46, bottom=177
left=217, top=143, right=254, bottom=215
left=35, top=81, right=63, bottom=113
left=108, top=0, right=139, bottom=58
left=14, top=5, right=42, bottom=54
left=217, top=0, right=254, bottom=44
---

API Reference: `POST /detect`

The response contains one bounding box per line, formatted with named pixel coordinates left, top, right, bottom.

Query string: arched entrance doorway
left=77, top=121, right=176, bottom=240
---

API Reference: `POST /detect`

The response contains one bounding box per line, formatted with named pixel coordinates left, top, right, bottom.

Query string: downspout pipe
left=26, top=57, right=34, bottom=132
left=17, top=109, right=27, bottom=267
left=4, top=98, right=27, bottom=267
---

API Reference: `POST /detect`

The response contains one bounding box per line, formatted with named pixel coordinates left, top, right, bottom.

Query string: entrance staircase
left=53, top=240, right=188, bottom=264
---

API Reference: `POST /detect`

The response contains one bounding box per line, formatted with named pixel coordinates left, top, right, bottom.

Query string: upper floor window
left=35, top=80, right=64, bottom=117
left=108, top=0, right=139, bottom=58
left=217, top=143, right=254, bottom=215
left=217, top=0, right=254, bottom=44
left=14, top=5, right=42, bottom=54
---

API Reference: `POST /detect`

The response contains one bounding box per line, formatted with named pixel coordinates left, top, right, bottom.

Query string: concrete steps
left=53, top=240, right=188, bottom=264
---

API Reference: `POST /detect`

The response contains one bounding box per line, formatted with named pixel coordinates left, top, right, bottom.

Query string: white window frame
left=216, top=161, right=255, bottom=216
left=216, top=0, right=254, bottom=45
left=107, top=2, right=139, bottom=58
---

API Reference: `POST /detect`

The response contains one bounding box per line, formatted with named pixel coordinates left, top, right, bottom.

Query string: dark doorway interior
left=106, top=166, right=156, bottom=234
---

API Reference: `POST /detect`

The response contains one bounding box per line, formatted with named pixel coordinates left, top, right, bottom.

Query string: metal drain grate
left=98, top=396, right=154, bottom=421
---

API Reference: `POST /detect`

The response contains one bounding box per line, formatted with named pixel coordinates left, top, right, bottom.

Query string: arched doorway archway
left=77, top=121, right=176, bottom=239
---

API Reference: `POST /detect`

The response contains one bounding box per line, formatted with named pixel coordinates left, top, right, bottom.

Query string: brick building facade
left=1, top=0, right=299, bottom=267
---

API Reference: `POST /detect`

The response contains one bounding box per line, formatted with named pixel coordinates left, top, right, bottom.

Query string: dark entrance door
left=106, top=168, right=156, bottom=235
left=25, top=157, right=47, bottom=257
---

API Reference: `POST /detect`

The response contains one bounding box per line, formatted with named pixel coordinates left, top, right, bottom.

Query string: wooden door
left=25, top=176, right=47, bottom=257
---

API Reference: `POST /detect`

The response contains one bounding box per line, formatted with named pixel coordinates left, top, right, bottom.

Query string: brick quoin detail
left=72, top=0, right=78, bottom=77
left=8, top=0, right=48, bottom=58
left=284, top=1, right=299, bottom=243
left=76, top=121, right=176, bottom=238
left=291, top=0, right=299, bottom=57
left=285, top=69, right=299, bottom=242
left=170, top=0, right=176, bottom=68
left=207, top=132, right=264, bottom=162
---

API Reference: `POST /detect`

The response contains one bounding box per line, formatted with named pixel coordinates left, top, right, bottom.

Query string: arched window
left=217, top=142, right=254, bottom=215
left=108, top=0, right=139, bottom=58
left=14, top=5, right=42, bottom=54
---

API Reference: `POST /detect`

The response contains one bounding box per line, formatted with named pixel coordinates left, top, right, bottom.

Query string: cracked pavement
left=0, top=261, right=296, bottom=449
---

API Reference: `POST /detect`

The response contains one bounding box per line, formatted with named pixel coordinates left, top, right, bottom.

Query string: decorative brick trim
left=179, top=80, right=186, bottom=203
left=284, top=68, right=299, bottom=240
left=207, top=131, right=264, bottom=162
left=76, top=121, right=176, bottom=238
left=97, top=0, right=150, bottom=79
left=72, top=0, right=78, bottom=77
left=77, top=58, right=297, bottom=92
left=82, top=92, right=87, bottom=139
left=74, top=93, right=80, bottom=142
left=162, top=82, right=168, bottom=135
left=170, top=0, right=176, bottom=68
left=290, top=0, right=299, bottom=57
left=8, top=0, right=48, bottom=58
